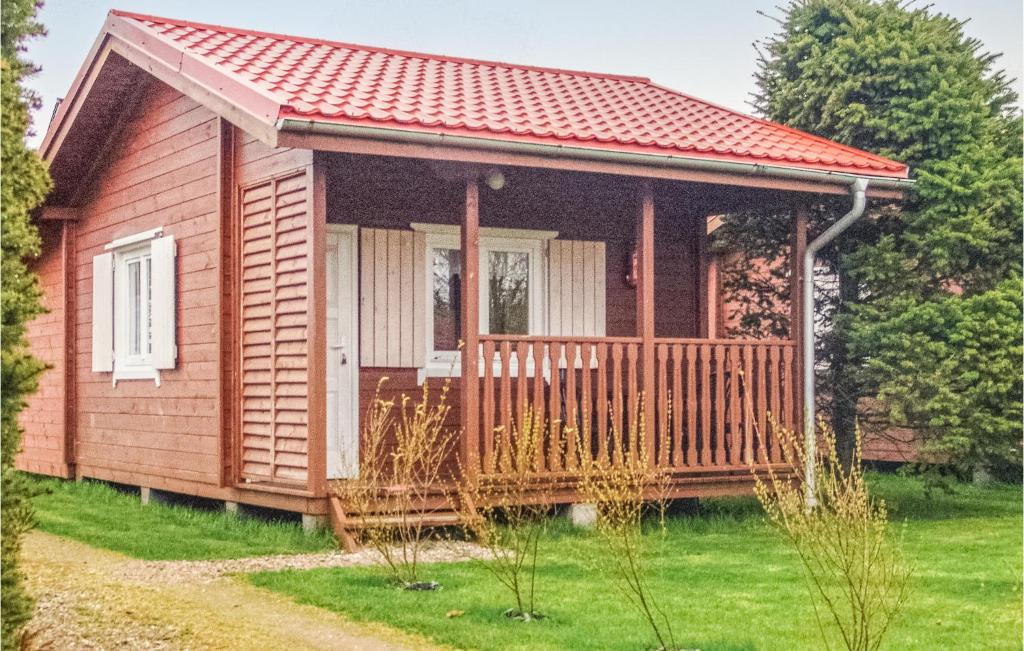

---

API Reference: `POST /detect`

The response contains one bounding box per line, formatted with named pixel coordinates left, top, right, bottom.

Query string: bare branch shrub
left=751, top=420, right=913, bottom=651
left=458, top=407, right=550, bottom=620
left=334, top=378, right=457, bottom=588
left=577, top=402, right=678, bottom=651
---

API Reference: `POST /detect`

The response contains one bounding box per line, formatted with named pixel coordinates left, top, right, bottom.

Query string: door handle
left=329, top=344, right=348, bottom=365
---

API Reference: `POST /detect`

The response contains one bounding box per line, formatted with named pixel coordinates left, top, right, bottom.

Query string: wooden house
left=19, top=10, right=911, bottom=528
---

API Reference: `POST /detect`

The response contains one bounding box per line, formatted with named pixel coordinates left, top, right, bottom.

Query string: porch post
left=790, top=205, right=808, bottom=433
left=636, top=182, right=656, bottom=465
left=695, top=213, right=710, bottom=338
left=460, top=177, right=481, bottom=473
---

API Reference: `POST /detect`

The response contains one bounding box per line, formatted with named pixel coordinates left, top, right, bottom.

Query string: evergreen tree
left=717, top=0, right=1022, bottom=472
left=1, top=0, right=51, bottom=646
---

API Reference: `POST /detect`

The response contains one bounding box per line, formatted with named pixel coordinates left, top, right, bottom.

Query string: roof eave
left=277, top=117, right=913, bottom=198
left=41, top=11, right=285, bottom=169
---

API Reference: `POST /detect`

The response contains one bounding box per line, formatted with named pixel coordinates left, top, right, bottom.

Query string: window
left=92, top=228, right=177, bottom=384
left=419, top=227, right=548, bottom=376
left=115, top=244, right=155, bottom=379
left=430, top=244, right=534, bottom=352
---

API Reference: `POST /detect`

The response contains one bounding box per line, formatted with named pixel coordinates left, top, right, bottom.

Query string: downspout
left=802, top=177, right=868, bottom=509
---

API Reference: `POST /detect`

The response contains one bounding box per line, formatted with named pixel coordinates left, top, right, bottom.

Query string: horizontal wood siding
left=72, top=80, right=222, bottom=488
left=17, top=222, right=71, bottom=477
left=238, top=169, right=313, bottom=485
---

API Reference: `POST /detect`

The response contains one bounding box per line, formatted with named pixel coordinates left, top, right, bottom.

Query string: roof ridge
left=110, top=9, right=653, bottom=85
left=644, top=81, right=906, bottom=171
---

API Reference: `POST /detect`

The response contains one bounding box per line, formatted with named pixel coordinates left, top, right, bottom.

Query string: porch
left=320, top=153, right=808, bottom=499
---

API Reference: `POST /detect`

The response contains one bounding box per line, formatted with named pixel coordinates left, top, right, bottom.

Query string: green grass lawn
left=28, top=476, right=336, bottom=560
left=249, top=474, right=1022, bottom=650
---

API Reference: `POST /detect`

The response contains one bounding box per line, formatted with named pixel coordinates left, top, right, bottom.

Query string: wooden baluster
left=611, top=342, right=624, bottom=466
left=755, top=344, right=768, bottom=463
left=516, top=340, right=529, bottom=429
left=770, top=345, right=783, bottom=460
left=783, top=344, right=795, bottom=440
left=657, top=343, right=669, bottom=467
left=672, top=343, right=684, bottom=468
left=548, top=342, right=563, bottom=472
left=713, top=345, right=726, bottom=465
left=580, top=342, right=593, bottom=468
left=685, top=344, right=697, bottom=467
left=564, top=341, right=579, bottom=470
left=482, top=339, right=496, bottom=473
left=626, top=342, right=639, bottom=463
left=743, top=343, right=754, bottom=464
left=699, top=344, right=711, bottom=466
left=596, top=342, right=609, bottom=465
left=531, top=340, right=546, bottom=471
left=727, top=346, right=740, bottom=465
left=499, top=341, right=513, bottom=473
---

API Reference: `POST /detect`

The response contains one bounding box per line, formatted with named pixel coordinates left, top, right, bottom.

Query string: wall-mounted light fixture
left=625, top=246, right=639, bottom=288
left=484, top=169, right=506, bottom=190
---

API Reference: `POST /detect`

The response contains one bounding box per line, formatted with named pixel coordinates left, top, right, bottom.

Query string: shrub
left=577, top=404, right=677, bottom=651
left=458, top=408, right=550, bottom=620
left=334, top=378, right=457, bottom=588
left=752, top=421, right=913, bottom=651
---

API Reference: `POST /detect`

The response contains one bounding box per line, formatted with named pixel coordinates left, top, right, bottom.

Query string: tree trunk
left=830, top=261, right=859, bottom=471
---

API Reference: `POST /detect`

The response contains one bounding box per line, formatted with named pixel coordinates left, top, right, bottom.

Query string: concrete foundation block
left=140, top=487, right=171, bottom=506
left=224, top=500, right=240, bottom=515
left=302, top=514, right=328, bottom=534
left=567, top=503, right=598, bottom=528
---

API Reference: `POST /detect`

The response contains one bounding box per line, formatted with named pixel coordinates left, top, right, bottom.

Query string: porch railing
left=475, top=335, right=798, bottom=476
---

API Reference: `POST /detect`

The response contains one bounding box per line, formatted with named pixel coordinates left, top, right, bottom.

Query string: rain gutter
left=276, top=118, right=914, bottom=193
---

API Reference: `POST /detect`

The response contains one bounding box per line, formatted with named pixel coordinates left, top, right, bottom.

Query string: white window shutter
left=91, top=252, right=114, bottom=372
left=547, top=240, right=606, bottom=337
left=150, top=235, right=177, bottom=369
left=359, top=229, right=427, bottom=368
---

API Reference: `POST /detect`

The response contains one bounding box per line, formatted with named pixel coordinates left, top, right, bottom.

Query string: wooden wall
left=17, top=222, right=72, bottom=477
left=70, top=81, right=222, bottom=489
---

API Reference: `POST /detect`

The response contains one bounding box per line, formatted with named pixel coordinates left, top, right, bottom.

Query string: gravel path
left=21, top=531, right=475, bottom=650
left=111, top=539, right=487, bottom=586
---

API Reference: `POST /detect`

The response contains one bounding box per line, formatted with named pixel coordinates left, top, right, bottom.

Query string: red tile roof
left=109, top=10, right=908, bottom=178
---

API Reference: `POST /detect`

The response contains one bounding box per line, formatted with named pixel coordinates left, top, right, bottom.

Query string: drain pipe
left=802, top=177, right=869, bottom=509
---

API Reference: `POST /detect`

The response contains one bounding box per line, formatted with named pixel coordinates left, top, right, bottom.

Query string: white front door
left=326, top=225, right=359, bottom=479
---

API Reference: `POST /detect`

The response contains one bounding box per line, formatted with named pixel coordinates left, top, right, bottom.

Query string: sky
left=22, top=0, right=1024, bottom=147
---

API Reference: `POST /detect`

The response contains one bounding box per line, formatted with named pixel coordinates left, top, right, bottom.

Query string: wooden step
left=328, top=495, right=462, bottom=552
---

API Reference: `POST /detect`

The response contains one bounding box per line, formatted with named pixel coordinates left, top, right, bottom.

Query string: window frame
left=419, top=227, right=550, bottom=378
left=107, top=230, right=162, bottom=383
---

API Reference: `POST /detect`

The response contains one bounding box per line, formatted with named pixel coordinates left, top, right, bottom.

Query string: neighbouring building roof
left=95, top=10, right=907, bottom=179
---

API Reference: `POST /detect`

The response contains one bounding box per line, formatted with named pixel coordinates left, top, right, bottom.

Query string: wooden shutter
left=91, top=252, right=114, bottom=372
left=238, top=170, right=312, bottom=483
left=359, top=228, right=427, bottom=368
left=547, top=239, right=606, bottom=336
left=150, top=235, right=177, bottom=369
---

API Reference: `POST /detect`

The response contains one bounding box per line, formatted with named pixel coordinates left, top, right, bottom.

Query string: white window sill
left=112, top=366, right=161, bottom=386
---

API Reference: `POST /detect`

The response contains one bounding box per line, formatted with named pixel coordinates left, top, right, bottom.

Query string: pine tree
left=717, top=0, right=1022, bottom=472
left=1, top=0, right=52, bottom=646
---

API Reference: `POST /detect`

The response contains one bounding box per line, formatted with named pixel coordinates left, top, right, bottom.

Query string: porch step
left=327, top=495, right=462, bottom=552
